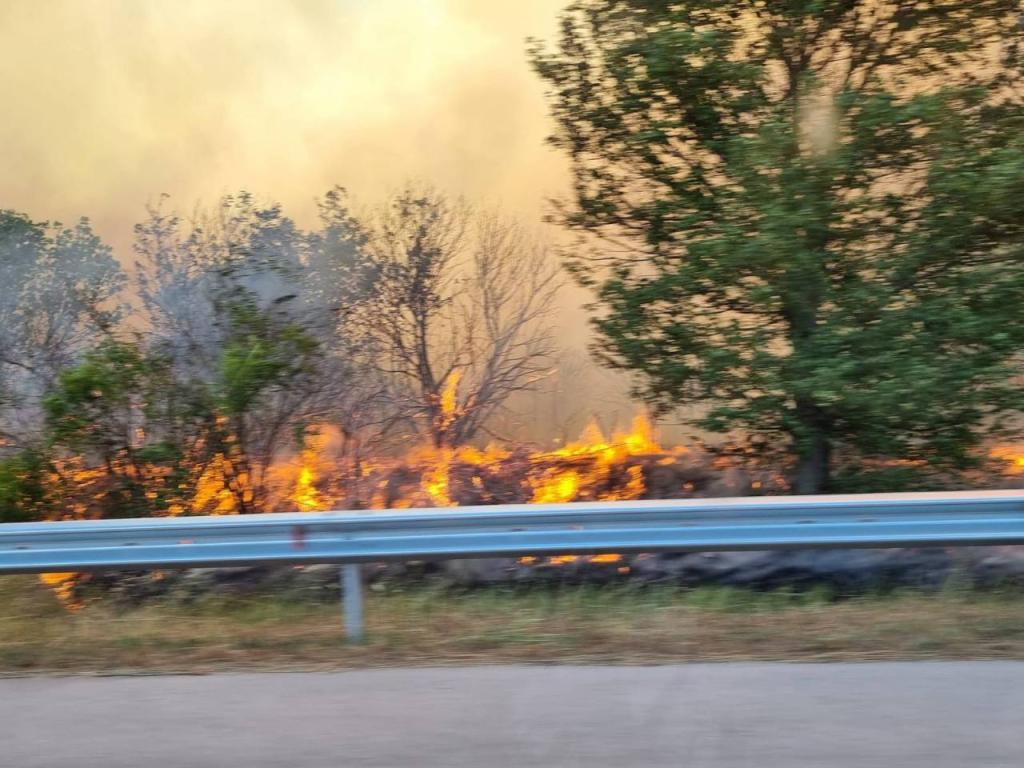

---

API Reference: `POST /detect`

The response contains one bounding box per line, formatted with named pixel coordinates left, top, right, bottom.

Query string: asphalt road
left=2, top=663, right=1022, bottom=767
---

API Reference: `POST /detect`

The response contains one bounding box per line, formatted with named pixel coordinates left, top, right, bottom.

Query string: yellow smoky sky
left=0, top=0, right=569, bottom=251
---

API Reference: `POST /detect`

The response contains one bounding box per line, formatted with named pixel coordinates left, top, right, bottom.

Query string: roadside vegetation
left=3, top=2, right=1024, bottom=676
left=1, top=4, right=1024, bottom=522
left=2, top=576, right=1023, bottom=673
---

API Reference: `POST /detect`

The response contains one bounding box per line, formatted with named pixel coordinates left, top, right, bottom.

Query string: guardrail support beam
left=342, top=563, right=364, bottom=642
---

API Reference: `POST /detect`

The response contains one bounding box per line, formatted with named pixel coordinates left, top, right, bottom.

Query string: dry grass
left=1, top=576, right=1023, bottom=674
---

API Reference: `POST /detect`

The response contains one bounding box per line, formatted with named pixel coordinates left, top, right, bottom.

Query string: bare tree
left=301, top=187, right=399, bottom=467
left=134, top=191, right=392, bottom=511
left=133, top=194, right=323, bottom=511
left=357, top=186, right=561, bottom=448
left=135, top=193, right=308, bottom=378
left=0, top=211, right=124, bottom=446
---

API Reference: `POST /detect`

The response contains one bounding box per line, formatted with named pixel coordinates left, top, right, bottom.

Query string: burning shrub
left=267, top=413, right=789, bottom=513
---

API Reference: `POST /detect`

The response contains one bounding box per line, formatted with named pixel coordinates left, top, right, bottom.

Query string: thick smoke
left=0, top=0, right=660, bottom=440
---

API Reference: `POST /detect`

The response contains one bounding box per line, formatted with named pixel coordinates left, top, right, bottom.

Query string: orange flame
left=39, top=572, right=81, bottom=610
left=990, top=445, right=1024, bottom=474
left=421, top=447, right=455, bottom=507
left=192, top=454, right=242, bottom=515
left=439, top=369, right=462, bottom=428
left=528, top=412, right=674, bottom=504
left=293, top=464, right=322, bottom=512
left=530, top=469, right=580, bottom=504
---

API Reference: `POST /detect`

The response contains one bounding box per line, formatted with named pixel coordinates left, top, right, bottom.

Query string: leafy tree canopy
left=531, top=0, right=1024, bottom=491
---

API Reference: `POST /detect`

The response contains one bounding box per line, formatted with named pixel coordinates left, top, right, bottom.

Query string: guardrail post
left=341, top=563, right=364, bottom=642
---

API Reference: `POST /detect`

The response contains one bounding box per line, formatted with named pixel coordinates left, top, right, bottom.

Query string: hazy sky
left=0, top=0, right=569, bottom=253
left=0, top=0, right=653, bottom=431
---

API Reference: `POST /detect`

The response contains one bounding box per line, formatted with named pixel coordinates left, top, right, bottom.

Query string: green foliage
left=0, top=449, right=50, bottom=523
left=828, top=466, right=953, bottom=495
left=532, top=1, right=1024, bottom=491
left=35, top=242, right=325, bottom=519
left=206, top=282, right=323, bottom=513
left=43, top=339, right=210, bottom=518
left=44, top=341, right=151, bottom=454
left=217, top=297, right=320, bottom=418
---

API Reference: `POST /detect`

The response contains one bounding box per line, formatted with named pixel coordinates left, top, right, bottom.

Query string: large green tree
left=531, top=1, right=1024, bottom=492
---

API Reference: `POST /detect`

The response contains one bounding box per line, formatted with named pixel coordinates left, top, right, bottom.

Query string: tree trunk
left=793, top=400, right=831, bottom=494
left=794, top=438, right=829, bottom=494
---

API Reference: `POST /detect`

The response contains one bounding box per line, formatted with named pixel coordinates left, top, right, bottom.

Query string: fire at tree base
left=40, top=415, right=1024, bottom=606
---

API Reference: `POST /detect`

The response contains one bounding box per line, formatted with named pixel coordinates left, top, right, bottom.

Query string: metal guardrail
left=3, top=490, right=1024, bottom=640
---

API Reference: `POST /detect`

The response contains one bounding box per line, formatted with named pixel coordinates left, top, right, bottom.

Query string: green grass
left=1, top=576, right=1023, bottom=674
